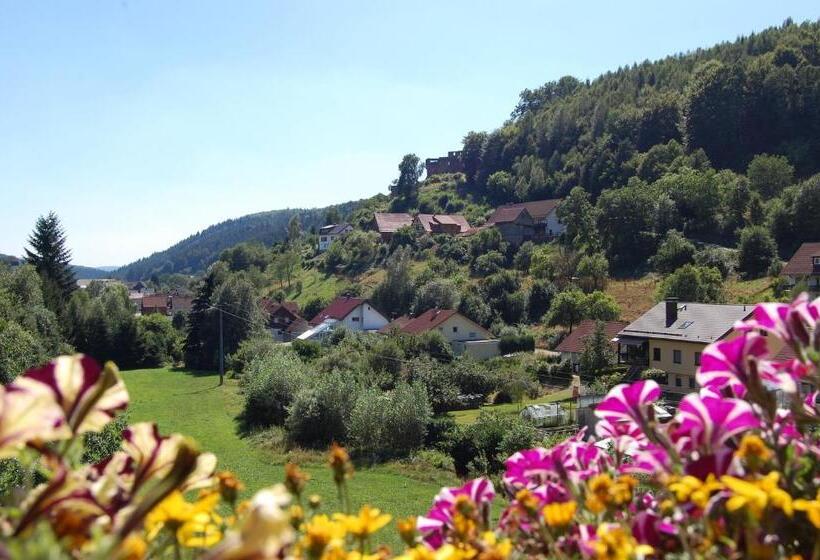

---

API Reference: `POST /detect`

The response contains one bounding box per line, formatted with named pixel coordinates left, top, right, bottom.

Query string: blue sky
left=0, top=1, right=816, bottom=266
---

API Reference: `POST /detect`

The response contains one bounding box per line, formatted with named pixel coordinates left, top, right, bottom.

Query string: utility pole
left=218, top=307, right=224, bottom=386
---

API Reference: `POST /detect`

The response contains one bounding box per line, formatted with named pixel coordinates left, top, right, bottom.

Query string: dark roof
left=286, top=318, right=309, bottom=334
left=415, top=214, right=470, bottom=233
left=487, top=199, right=562, bottom=224
left=374, top=213, right=413, bottom=233
left=486, top=206, right=530, bottom=225
left=555, top=320, right=629, bottom=354
left=319, top=223, right=352, bottom=235
left=309, top=297, right=367, bottom=325
left=782, top=242, right=820, bottom=276
left=261, top=298, right=301, bottom=319
left=142, top=294, right=169, bottom=308
left=618, top=302, right=753, bottom=344
left=380, top=308, right=493, bottom=337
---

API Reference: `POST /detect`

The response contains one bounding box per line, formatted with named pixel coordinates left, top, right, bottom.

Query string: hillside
left=71, top=265, right=113, bottom=279
left=116, top=197, right=383, bottom=280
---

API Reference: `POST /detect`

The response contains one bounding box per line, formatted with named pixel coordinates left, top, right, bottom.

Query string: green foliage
left=470, top=251, right=504, bottom=277
left=390, top=154, right=424, bottom=201
left=651, top=230, right=696, bottom=274
left=291, top=339, right=322, bottom=361
left=658, top=264, right=725, bottom=303
left=301, top=296, right=329, bottom=323
left=458, top=286, right=493, bottom=328
left=512, top=241, right=534, bottom=272
left=694, top=246, right=735, bottom=279
left=770, top=173, right=820, bottom=255
left=24, top=212, right=76, bottom=314
left=737, top=226, right=778, bottom=278
left=547, top=289, right=619, bottom=330
left=413, top=279, right=461, bottom=314
left=135, top=314, right=182, bottom=368
left=229, top=335, right=281, bottom=376
left=82, top=413, right=128, bottom=464
left=528, top=280, right=556, bottom=323
left=499, top=332, right=535, bottom=354
left=219, top=242, right=271, bottom=272
left=0, top=319, right=45, bottom=383
left=371, top=246, right=416, bottom=318
left=747, top=153, right=794, bottom=198
left=579, top=321, right=616, bottom=376
left=557, top=186, right=600, bottom=249
left=242, top=349, right=309, bottom=428
left=286, top=370, right=359, bottom=448
left=576, top=252, right=609, bottom=292
left=445, top=412, right=536, bottom=477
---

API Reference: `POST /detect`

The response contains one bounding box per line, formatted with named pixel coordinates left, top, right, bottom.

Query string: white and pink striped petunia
left=0, top=383, right=68, bottom=458
left=417, top=477, right=495, bottom=549
left=735, top=293, right=820, bottom=349
left=594, top=380, right=661, bottom=433
left=13, top=355, right=129, bottom=435
left=672, top=389, right=760, bottom=455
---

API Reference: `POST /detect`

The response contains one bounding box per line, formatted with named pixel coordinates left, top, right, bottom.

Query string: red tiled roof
left=374, top=213, right=413, bottom=233
left=142, top=294, right=169, bottom=308
left=261, top=298, right=301, bottom=320
left=378, top=315, right=414, bottom=333
left=415, top=214, right=471, bottom=233
left=309, top=297, right=367, bottom=325
left=781, top=242, right=820, bottom=276
left=554, top=320, right=629, bottom=354
left=286, top=318, right=309, bottom=334
left=381, top=308, right=493, bottom=338
left=487, top=199, right=562, bottom=224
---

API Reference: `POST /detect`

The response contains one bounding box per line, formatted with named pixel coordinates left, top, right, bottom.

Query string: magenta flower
left=594, top=380, right=661, bottom=433
left=696, top=333, right=769, bottom=397
left=503, top=447, right=555, bottom=491
left=736, top=294, right=820, bottom=349
left=672, top=389, right=760, bottom=455
left=417, top=478, right=495, bottom=549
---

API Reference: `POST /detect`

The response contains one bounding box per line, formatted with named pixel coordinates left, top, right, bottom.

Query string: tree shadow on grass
left=167, top=367, right=223, bottom=394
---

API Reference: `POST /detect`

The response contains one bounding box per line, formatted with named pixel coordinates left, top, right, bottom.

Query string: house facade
left=141, top=294, right=170, bottom=315
left=554, top=320, right=629, bottom=372
left=781, top=242, right=820, bottom=292
left=261, top=299, right=303, bottom=341
left=614, top=299, right=754, bottom=396
left=380, top=308, right=500, bottom=359
left=373, top=213, right=414, bottom=242
left=317, top=223, right=353, bottom=252
left=485, top=199, right=565, bottom=245
left=308, top=296, right=389, bottom=332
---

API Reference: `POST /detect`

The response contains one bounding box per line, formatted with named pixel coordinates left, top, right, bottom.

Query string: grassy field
left=122, top=367, right=457, bottom=545
left=448, top=388, right=573, bottom=425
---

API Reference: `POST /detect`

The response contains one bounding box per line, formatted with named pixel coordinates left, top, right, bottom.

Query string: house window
left=813, top=256, right=820, bottom=265
left=351, top=317, right=360, bottom=322
left=688, top=376, right=696, bottom=389
left=320, top=236, right=327, bottom=242
left=673, top=350, right=682, bottom=364
left=469, top=332, right=476, bottom=338
left=452, top=326, right=458, bottom=333
left=653, top=348, right=661, bottom=361
left=675, top=376, right=682, bottom=387
left=695, top=352, right=701, bottom=366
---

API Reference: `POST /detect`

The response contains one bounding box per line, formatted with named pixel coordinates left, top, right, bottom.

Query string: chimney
left=665, top=298, right=679, bottom=327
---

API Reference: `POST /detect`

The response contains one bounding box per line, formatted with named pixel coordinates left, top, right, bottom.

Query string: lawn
left=448, top=388, right=573, bottom=425
left=122, top=367, right=457, bottom=546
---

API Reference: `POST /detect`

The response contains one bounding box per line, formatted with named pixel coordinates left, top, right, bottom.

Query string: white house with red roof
left=781, top=242, right=820, bottom=292
left=380, top=308, right=499, bottom=359
left=307, top=296, right=388, bottom=332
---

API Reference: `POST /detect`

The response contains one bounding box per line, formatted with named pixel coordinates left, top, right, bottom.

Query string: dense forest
left=115, top=199, right=373, bottom=280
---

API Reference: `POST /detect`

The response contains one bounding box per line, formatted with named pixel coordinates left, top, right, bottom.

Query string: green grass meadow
left=122, top=367, right=457, bottom=546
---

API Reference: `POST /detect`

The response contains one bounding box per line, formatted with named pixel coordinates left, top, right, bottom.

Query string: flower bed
left=0, top=294, right=818, bottom=558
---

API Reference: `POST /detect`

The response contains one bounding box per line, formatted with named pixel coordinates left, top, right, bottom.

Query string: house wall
left=543, top=210, right=566, bottom=238
left=495, top=223, right=532, bottom=247
left=435, top=315, right=493, bottom=343
left=785, top=274, right=820, bottom=289
left=452, top=340, right=500, bottom=360
left=341, top=303, right=389, bottom=331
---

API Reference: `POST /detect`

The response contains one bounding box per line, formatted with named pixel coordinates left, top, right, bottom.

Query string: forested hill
left=458, top=18, right=820, bottom=204
left=116, top=199, right=374, bottom=280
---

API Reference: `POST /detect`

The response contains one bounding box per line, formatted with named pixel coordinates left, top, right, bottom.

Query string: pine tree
left=25, top=212, right=76, bottom=312
left=184, top=272, right=218, bottom=370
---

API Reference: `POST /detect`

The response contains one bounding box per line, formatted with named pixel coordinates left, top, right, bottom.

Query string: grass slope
left=123, top=367, right=456, bottom=546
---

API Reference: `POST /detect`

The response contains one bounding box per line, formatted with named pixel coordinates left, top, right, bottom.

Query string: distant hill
left=116, top=198, right=379, bottom=280
left=72, top=265, right=113, bottom=279
left=0, top=254, right=21, bottom=267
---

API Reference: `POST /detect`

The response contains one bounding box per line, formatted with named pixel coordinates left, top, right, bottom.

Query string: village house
left=304, top=296, right=389, bottom=335
left=317, top=223, right=353, bottom=252
left=554, top=320, right=629, bottom=373
left=380, top=308, right=500, bottom=360
left=485, top=199, right=565, bottom=246
left=261, top=298, right=304, bottom=341
left=141, top=293, right=170, bottom=315
left=373, top=213, right=414, bottom=242
left=614, top=299, right=755, bottom=397
left=168, top=294, right=194, bottom=315
left=781, top=241, right=820, bottom=292
left=413, top=214, right=471, bottom=235
left=425, top=151, right=464, bottom=176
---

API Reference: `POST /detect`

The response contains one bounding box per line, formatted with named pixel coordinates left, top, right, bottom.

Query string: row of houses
left=316, top=197, right=569, bottom=252
left=261, top=295, right=501, bottom=359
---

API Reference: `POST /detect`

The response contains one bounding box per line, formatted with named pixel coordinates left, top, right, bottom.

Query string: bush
left=406, top=358, right=460, bottom=414
left=301, top=297, right=329, bottom=322
left=291, top=339, right=321, bottom=361
left=737, top=226, right=777, bottom=278
left=286, top=371, right=359, bottom=448
left=347, top=383, right=432, bottom=458
left=229, top=335, right=281, bottom=376
left=0, top=320, right=45, bottom=384
left=499, top=333, right=535, bottom=354
left=470, top=251, right=504, bottom=277
left=242, top=350, right=309, bottom=428
left=424, top=415, right=457, bottom=449
left=651, top=230, right=695, bottom=274
left=694, top=246, right=735, bottom=279
left=658, top=264, right=724, bottom=303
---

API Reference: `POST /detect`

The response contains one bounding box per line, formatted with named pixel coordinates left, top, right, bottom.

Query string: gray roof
left=319, top=223, right=352, bottom=235
left=617, top=301, right=753, bottom=344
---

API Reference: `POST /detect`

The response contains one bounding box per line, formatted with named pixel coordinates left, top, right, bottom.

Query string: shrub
left=424, top=415, right=457, bottom=449
left=229, top=335, right=280, bottom=376
left=658, top=264, right=725, bottom=303
left=413, top=279, right=461, bottom=314
left=737, top=226, right=777, bottom=278
left=292, top=339, right=321, bottom=361
left=242, top=350, right=309, bottom=428
left=347, top=383, right=432, bottom=458
left=0, top=319, right=45, bottom=384
left=286, top=371, right=358, bottom=448
left=499, top=333, right=535, bottom=354
left=406, top=358, right=460, bottom=414
left=694, top=246, right=735, bottom=279
left=470, top=251, right=504, bottom=277
left=301, top=296, right=329, bottom=322
left=651, top=230, right=696, bottom=274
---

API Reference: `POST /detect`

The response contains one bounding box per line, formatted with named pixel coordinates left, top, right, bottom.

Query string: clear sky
left=1, top=1, right=816, bottom=267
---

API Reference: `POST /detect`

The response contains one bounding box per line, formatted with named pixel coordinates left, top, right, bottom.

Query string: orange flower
left=217, top=470, right=245, bottom=504
left=397, top=516, right=417, bottom=546
left=328, top=443, right=353, bottom=484
left=284, top=462, right=310, bottom=497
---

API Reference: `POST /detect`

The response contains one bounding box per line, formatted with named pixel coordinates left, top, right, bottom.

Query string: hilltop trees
left=737, top=226, right=777, bottom=278
left=25, top=212, right=76, bottom=313
left=390, top=154, right=424, bottom=202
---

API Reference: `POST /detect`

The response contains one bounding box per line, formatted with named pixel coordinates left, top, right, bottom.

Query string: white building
left=318, top=223, right=353, bottom=252
left=307, top=296, right=389, bottom=332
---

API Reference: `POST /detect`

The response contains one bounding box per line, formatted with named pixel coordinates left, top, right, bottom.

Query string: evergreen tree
left=579, top=321, right=615, bottom=376
left=184, top=267, right=222, bottom=369
left=24, top=212, right=76, bottom=313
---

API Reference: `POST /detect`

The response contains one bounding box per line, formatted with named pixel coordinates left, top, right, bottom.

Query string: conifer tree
left=24, top=212, right=76, bottom=312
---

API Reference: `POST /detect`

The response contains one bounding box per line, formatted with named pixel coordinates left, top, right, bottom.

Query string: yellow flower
left=309, top=493, right=323, bottom=510
left=394, top=545, right=434, bottom=560
left=514, top=488, right=539, bottom=515
left=432, top=544, right=477, bottom=560
left=668, top=474, right=723, bottom=508
left=610, top=475, right=638, bottom=506
left=735, top=434, right=772, bottom=463
left=302, top=514, right=346, bottom=558
left=397, top=516, right=417, bottom=546
left=542, top=501, right=577, bottom=528
left=177, top=511, right=223, bottom=548
left=290, top=504, right=305, bottom=529
left=116, top=534, right=147, bottom=560
left=329, top=443, right=354, bottom=484
left=721, top=472, right=793, bottom=519
left=594, top=524, right=654, bottom=560
left=145, top=490, right=221, bottom=543
left=477, top=535, right=512, bottom=560
left=585, top=474, right=612, bottom=514
left=334, top=505, right=392, bottom=540
left=794, top=490, right=820, bottom=529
